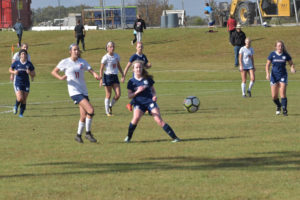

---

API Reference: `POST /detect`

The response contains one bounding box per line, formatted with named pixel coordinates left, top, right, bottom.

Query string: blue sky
left=31, top=0, right=229, bottom=17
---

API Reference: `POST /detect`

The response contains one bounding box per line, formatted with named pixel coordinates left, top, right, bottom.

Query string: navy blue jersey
left=127, top=77, right=154, bottom=105
left=268, top=51, right=291, bottom=76
left=129, top=53, right=148, bottom=65
left=11, top=60, right=34, bottom=85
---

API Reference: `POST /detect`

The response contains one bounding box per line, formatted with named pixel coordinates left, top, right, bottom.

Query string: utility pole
left=182, top=0, right=184, bottom=10
left=58, top=0, right=61, bottom=30
left=121, top=0, right=125, bottom=29
left=100, top=0, right=104, bottom=29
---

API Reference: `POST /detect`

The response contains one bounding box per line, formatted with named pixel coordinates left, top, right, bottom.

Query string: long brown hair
left=275, top=40, right=288, bottom=54
left=132, top=60, right=153, bottom=80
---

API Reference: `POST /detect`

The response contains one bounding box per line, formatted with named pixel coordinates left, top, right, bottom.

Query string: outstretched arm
left=122, top=62, right=132, bottom=83
left=89, top=68, right=99, bottom=80
left=51, top=67, right=67, bottom=80
left=117, top=61, right=125, bottom=81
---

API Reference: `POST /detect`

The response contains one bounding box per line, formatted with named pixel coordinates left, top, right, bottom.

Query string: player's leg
left=271, top=83, right=281, bottom=115
left=81, top=36, right=85, bottom=51
left=151, top=107, right=180, bottom=142
left=279, top=82, right=288, bottom=116
left=13, top=89, right=22, bottom=114
left=75, top=105, right=86, bottom=143
left=247, top=69, right=255, bottom=97
left=104, top=86, right=112, bottom=116
left=79, top=98, right=97, bottom=142
left=19, top=91, right=29, bottom=117
left=240, top=70, right=247, bottom=97
left=125, top=107, right=144, bottom=142
left=110, top=83, right=121, bottom=111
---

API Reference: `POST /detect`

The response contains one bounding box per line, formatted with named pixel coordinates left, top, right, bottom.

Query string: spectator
left=133, top=14, right=146, bottom=42
left=74, top=20, right=86, bottom=51
left=230, top=24, right=246, bottom=67
left=227, top=15, right=237, bottom=42
left=13, top=19, right=24, bottom=48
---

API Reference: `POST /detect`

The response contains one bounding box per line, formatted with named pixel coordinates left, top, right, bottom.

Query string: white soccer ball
left=183, top=96, right=200, bottom=113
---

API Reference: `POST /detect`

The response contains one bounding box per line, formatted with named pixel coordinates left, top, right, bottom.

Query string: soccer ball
left=183, top=96, right=200, bottom=113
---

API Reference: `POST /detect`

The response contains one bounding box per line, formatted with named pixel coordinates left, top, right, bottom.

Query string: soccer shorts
left=103, top=74, right=120, bottom=86
left=71, top=94, right=89, bottom=104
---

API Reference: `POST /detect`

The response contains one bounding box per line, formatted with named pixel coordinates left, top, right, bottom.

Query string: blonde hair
left=275, top=40, right=288, bottom=54
left=132, top=60, right=153, bottom=79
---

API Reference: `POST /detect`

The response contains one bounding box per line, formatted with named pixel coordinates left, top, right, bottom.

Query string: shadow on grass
left=84, top=47, right=105, bottom=51
left=30, top=43, right=52, bottom=47
left=144, top=39, right=179, bottom=45
left=1, top=151, right=299, bottom=179
left=252, top=38, right=265, bottom=42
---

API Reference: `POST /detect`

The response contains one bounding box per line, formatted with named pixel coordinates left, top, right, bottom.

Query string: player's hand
left=239, top=67, right=243, bottom=72
left=26, top=69, right=30, bottom=74
left=291, top=67, right=296, bottom=73
left=136, top=86, right=146, bottom=93
left=152, top=96, right=157, bottom=102
left=94, top=73, right=100, bottom=80
left=10, top=74, right=14, bottom=81
left=60, top=75, right=67, bottom=80
left=99, top=79, right=103, bottom=87
left=266, top=74, right=270, bottom=81
left=14, top=70, right=19, bottom=75
left=121, top=76, right=125, bottom=83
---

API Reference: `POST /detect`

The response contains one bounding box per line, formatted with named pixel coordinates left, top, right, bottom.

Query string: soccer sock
left=273, top=98, right=281, bottom=108
left=77, top=121, right=85, bottom=135
left=104, top=98, right=110, bottom=114
left=20, top=104, right=26, bottom=115
left=163, top=123, right=177, bottom=139
left=248, top=81, right=254, bottom=91
left=85, top=117, right=92, bottom=132
left=281, top=98, right=287, bottom=110
left=241, top=83, right=246, bottom=95
left=15, top=100, right=21, bottom=108
left=127, top=123, right=137, bottom=139
left=109, top=98, right=117, bottom=107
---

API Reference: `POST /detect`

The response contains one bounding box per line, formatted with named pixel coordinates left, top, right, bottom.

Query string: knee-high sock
left=77, top=121, right=85, bottom=135
left=281, top=98, right=287, bottom=110
left=127, top=123, right=137, bottom=139
left=163, top=123, right=177, bottom=139
left=241, top=83, right=246, bottom=95
left=86, top=117, right=92, bottom=132
left=20, top=104, right=26, bottom=115
left=273, top=99, right=281, bottom=108
left=15, top=100, right=21, bottom=108
left=248, top=81, right=254, bottom=91
left=104, top=98, right=110, bottom=114
left=109, top=98, right=117, bottom=107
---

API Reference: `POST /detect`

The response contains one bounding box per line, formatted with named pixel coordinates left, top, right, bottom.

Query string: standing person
left=227, top=15, right=237, bottom=42
left=74, top=20, right=86, bottom=51
left=204, top=3, right=212, bottom=14
left=10, top=43, right=31, bottom=82
left=239, top=38, right=255, bottom=97
left=121, top=42, right=152, bottom=111
left=124, top=61, right=181, bottom=143
left=9, top=49, right=35, bottom=117
left=131, top=29, right=137, bottom=45
left=133, top=14, right=146, bottom=42
left=51, top=44, right=99, bottom=143
left=230, top=24, right=246, bottom=67
left=265, top=40, right=296, bottom=116
left=13, top=19, right=24, bottom=48
left=99, top=41, right=124, bottom=116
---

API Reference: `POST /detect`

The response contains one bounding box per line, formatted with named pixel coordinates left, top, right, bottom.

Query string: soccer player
left=121, top=42, right=151, bottom=111
left=74, top=20, right=86, bottom=51
left=10, top=43, right=31, bottom=82
left=99, top=41, right=124, bottom=116
left=51, top=44, right=99, bottom=143
left=124, top=61, right=180, bottom=143
left=239, top=38, right=255, bottom=97
left=9, top=49, right=35, bottom=117
left=265, top=40, right=296, bottom=116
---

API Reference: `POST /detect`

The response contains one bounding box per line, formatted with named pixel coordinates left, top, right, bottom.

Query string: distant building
left=0, top=0, right=32, bottom=29
left=82, top=6, right=136, bottom=28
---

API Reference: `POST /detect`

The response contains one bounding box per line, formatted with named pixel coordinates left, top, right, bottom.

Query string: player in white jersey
left=99, top=41, right=124, bottom=116
left=10, top=43, right=31, bottom=82
left=51, top=44, right=100, bottom=143
left=239, top=38, right=255, bottom=97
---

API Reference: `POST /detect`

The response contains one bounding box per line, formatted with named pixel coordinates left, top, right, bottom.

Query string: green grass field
left=0, top=27, right=300, bottom=200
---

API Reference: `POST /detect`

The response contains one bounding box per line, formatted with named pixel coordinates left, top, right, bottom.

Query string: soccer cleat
left=85, top=131, right=97, bottom=142
left=247, top=90, right=252, bottom=97
left=126, top=103, right=133, bottom=112
left=282, top=109, right=288, bottom=116
left=75, top=135, right=83, bottom=143
left=124, top=136, right=131, bottom=143
left=108, top=106, right=112, bottom=115
left=242, top=95, right=247, bottom=98
left=276, top=107, right=281, bottom=115
left=13, top=106, right=18, bottom=115
left=106, top=113, right=113, bottom=117
left=172, top=138, right=181, bottom=143
left=18, top=114, right=23, bottom=118
left=131, top=41, right=134, bottom=45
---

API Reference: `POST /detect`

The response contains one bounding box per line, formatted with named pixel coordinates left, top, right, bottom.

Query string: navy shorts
left=103, top=74, right=120, bottom=86
left=208, top=21, right=215, bottom=26
left=270, top=73, right=288, bottom=85
left=71, top=94, right=89, bottom=104
left=134, top=101, right=158, bottom=113
left=14, top=83, right=30, bottom=93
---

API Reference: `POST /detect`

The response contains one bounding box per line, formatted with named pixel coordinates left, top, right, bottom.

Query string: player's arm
left=9, top=66, right=18, bottom=75
left=122, top=62, right=132, bottom=82
left=265, top=60, right=271, bottom=80
left=239, top=53, right=243, bottom=71
left=288, top=60, right=296, bottom=73
left=128, top=86, right=146, bottom=99
left=145, top=62, right=151, bottom=69
left=88, top=68, right=99, bottom=80
left=151, top=86, right=157, bottom=102
left=99, top=63, right=104, bottom=86
left=251, top=55, right=255, bottom=71
left=117, top=61, right=125, bottom=80
left=51, top=67, right=67, bottom=80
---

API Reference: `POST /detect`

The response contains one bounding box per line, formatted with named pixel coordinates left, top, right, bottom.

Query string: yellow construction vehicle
left=229, top=0, right=300, bottom=25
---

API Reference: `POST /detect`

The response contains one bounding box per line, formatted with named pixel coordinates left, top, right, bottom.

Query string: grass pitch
left=0, top=26, right=300, bottom=200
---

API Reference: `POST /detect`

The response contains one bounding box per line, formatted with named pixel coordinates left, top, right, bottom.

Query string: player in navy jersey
left=124, top=61, right=180, bottom=143
left=51, top=44, right=100, bottom=143
left=265, top=40, right=296, bottom=116
left=99, top=41, right=124, bottom=116
left=121, top=42, right=152, bottom=111
left=9, top=49, right=35, bottom=117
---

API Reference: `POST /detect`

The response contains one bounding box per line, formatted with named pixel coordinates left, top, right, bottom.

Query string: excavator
left=229, top=0, right=300, bottom=25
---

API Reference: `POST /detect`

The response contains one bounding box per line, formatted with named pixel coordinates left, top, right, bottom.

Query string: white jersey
left=56, top=57, right=92, bottom=97
left=13, top=52, right=31, bottom=62
left=239, top=46, right=254, bottom=69
left=101, top=53, right=120, bottom=75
